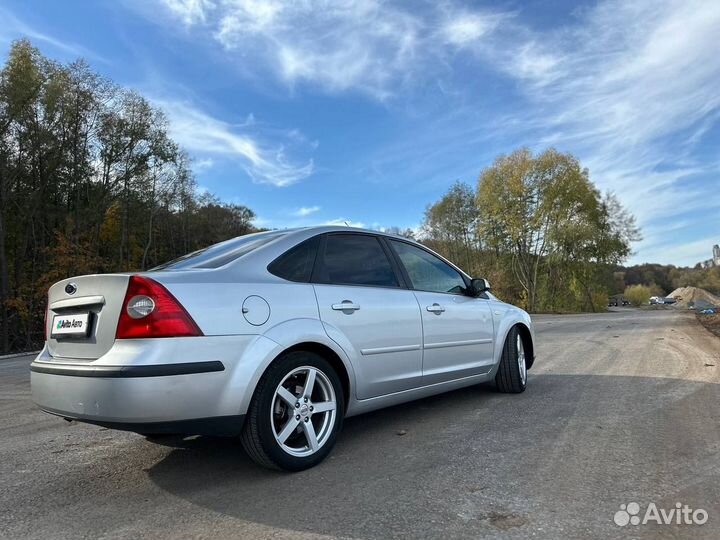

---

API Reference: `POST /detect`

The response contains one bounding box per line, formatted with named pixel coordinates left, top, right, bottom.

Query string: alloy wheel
left=270, top=366, right=337, bottom=457
left=517, top=335, right=527, bottom=385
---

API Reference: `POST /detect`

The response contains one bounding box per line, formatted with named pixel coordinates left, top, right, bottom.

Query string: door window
left=389, top=240, right=466, bottom=294
left=320, top=234, right=399, bottom=287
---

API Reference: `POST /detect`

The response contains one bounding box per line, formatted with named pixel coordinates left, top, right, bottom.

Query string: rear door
left=386, top=239, right=494, bottom=385
left=313, top=233, right=423, bottom=399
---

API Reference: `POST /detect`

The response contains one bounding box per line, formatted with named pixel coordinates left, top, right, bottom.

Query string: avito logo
left=614, top=502, right=708, bottom=527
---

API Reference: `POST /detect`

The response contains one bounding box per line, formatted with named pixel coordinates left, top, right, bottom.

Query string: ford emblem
left=65, top=283, right=77, bottom=295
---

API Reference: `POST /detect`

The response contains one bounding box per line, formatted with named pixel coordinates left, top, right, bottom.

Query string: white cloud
left=211, top=0, right=422, bottom=99
left=637, top=234, right=720, bottom=267
left=193, top=157, right=214, bottom=170
left=161, top=0, right=215, bottom=25
left=293, top=206, right=320, bottom=217
left=155, top=99, right=314, bottom=187
left=0, top=8, right=106, bottom=61
left=440, top=11, right=506, bottom=46
left=156, top=0, right=506, bottom=100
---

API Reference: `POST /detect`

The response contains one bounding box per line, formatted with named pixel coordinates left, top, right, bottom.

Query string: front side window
left=320, top=234, right=398, bottom=287
left=268, top=236, right=320, bottom=282
left=389, top=240, right=466, bottom=294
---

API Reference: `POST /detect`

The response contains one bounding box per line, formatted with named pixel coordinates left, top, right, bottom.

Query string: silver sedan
left=32, top=226, right=535, bottom=471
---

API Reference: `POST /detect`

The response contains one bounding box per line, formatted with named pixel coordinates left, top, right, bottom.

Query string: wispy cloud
left=0, top=7, right=105, bottom=61
left=162, top=0, right=215, bottom=25
left=192, top=157, right=214, bottom=170
left=439, top=9, right=508, bottom=46
left=154, top=99, right=314, bottom=187
left=154, top=0, right=506, bottom=100
left=292, top=206, right=320, bottom=217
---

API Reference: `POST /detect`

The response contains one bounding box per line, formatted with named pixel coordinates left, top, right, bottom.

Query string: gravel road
left=2, top=308, right=719, bottom=539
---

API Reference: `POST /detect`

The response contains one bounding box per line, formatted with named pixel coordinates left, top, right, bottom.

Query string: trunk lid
left=46, top=274, right=130, bottom=360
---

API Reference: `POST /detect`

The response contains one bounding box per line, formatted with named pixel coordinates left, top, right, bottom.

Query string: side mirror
left=469, top=278, right=491, bottom=297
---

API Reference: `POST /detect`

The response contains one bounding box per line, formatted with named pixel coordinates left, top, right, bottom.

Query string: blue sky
left=1, top=0, right=719, bottom=266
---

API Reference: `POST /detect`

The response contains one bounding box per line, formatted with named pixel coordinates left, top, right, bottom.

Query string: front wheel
left=241, top=351, right=344, bottom=471
left=494, top=326, right=528, bottom=393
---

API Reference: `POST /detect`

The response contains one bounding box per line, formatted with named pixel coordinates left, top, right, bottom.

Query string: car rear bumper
left=30, top=335, right=268, bottom=434
left=39, top=407, right=245, bottom=437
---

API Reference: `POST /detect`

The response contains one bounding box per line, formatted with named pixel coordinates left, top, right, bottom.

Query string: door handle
left=332, top=301, right=360, bottom=312
left=426, top=303, right=445, bottom=313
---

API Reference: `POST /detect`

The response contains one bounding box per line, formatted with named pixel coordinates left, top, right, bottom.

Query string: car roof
left=277, top=225, right=413, bottom=241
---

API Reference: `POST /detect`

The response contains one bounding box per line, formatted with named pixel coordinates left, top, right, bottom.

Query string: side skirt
left=345, top=370, right=494, bottom=417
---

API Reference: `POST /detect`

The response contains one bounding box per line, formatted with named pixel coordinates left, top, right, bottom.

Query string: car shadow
left=145, top=373, right=720, bottom=539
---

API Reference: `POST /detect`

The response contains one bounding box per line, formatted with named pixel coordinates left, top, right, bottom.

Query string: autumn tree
left=624, top=284, right=652, bottom=306
left=420, top=148, right=640, bottom=312
left=0, top=40, right=260, bottom=352
left=422, top=181, right=480, bottom=273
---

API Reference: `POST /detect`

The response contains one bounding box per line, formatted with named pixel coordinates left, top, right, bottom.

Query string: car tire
left=241, top=351, right=344, bottom=472
left=494, top=326, right=527, bottom=393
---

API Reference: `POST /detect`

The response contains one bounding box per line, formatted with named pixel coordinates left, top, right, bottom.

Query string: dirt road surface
left=2, top=309, right=719, bottom=539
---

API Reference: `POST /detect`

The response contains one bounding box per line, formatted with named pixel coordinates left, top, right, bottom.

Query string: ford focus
left=31, top=227, right=535, bottom=471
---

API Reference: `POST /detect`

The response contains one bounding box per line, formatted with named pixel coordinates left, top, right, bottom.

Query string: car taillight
left=116, top=276, right=203, bottom=339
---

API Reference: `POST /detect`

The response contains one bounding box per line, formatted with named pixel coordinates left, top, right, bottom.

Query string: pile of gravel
left=667, top=286, right=720, bottom=309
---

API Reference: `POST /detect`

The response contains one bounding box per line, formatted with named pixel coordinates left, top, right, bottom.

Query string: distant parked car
left=608, top=299, right=618, bottom=307
left=622, top=300, right=630, bottom=306
left=700, top=308, right=716, bottom=314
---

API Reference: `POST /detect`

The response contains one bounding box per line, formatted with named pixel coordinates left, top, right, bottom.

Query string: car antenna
left=344, top=221, right=350, bottom=227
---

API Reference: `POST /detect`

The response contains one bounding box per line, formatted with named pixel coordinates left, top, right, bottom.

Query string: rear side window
left=151, top=231, right=288, bottom=270
left=268, top=236, right=320, bottom=282
left=320, top=234, right=398, bottom=288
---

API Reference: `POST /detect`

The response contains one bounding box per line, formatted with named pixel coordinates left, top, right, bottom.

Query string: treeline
left=420, top=149, right=640, bottom=312
left=0, top=40, right=258, bottom=352
left=617, top=263, right=720, bottom=296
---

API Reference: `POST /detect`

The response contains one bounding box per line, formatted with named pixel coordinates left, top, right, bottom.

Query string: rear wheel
left=241, top=351, right=344, bottom=471
left=494, top=326, right=527, bottom=393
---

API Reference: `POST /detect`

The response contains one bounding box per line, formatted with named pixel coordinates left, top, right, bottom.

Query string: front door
left=386, top=239, right=495, bottom=384
left=412, top=291, right=494, bottom=384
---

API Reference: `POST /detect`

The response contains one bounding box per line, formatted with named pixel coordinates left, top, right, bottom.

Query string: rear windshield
left=150, top=230, right=288, bottom=271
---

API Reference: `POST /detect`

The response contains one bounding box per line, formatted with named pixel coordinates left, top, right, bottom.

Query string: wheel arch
left=515, top=322, right=535, bottom=369
left=229, top=317, right=357, bottom=418
left=492, top=314, right=535, bottom=371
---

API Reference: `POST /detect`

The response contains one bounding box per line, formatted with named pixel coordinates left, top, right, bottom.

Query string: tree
left=422, top=148, right=640, bottom=312
left=625, top=284, right=651, bottom=306
left=477, top=148, right=610, bottom=311
left=0, top=40, right=263, bottom=352
left=422, top=181, right=480, bottom=273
